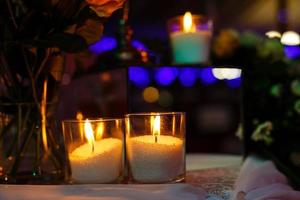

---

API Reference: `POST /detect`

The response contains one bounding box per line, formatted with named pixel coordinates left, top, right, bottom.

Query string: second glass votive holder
left=125, top=112, right=186, bottom=183
left=62, top=118, right=124, bottom=184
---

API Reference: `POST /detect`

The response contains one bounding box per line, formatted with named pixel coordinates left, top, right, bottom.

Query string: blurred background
left=105, top=0, right=300, bottom=40
left=58, top=0, right=300, bottom=154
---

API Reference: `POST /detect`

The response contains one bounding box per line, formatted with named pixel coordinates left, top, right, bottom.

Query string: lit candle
left=169, top=12, right=212, bottom=65
left=69, top=119, right=123, bottom=183
left=127, top=115, right=185, bottom=183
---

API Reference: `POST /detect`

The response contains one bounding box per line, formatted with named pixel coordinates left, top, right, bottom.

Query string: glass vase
left=0, top=101, right=66, bottom=184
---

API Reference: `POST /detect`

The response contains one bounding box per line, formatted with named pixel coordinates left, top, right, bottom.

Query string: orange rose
left=86, top=0, right=125, bottom=17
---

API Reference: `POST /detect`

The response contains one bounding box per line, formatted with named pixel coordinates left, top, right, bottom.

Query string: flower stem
left=22, top=47, right=40, bottom=108
left=5, top=0, right=18, bottom=29
left=10, top=123, right=35, bottom=175
left=34, top=49, right=50, bottom=81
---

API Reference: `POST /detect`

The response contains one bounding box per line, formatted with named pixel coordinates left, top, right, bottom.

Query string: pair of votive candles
left=62, top=112, right=185, bottom=184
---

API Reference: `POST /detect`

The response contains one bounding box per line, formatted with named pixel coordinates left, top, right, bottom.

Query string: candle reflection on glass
left=126, top=112, right=185, bottom=183
left=63, top=118, right=124, bottom=184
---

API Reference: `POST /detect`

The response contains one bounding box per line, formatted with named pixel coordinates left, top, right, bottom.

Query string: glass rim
left=62, top=118, right=124, bottom=124
left=125, top=112, right=185, bottom=117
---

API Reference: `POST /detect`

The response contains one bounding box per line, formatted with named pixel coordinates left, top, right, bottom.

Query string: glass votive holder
left=62, top=118, right=124, bottom=184
left=125, top=112, right=185, bottom=183
left=168, top=12, right=213, bottom=65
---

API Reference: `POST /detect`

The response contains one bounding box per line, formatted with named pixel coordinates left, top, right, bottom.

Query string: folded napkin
left=0, top=183, right=206, bottom=200
left=233, top=155, right=300, bottom=200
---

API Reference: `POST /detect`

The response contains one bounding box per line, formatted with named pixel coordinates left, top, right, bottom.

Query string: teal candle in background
left=168, top=12, right=212, bottom=65
left=171, top=31, right=211, bottom=64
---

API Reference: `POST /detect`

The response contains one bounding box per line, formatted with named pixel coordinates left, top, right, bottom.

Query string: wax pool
left=170, top=31, right=211, bottom=65
left=127, top=135, right=184, bottom=183
left=69, top=138, right=122, bottom=183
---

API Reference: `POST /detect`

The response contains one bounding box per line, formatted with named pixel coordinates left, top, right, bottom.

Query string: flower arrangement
left=0, top=0, right=124, bottom=183
left=212, top=29, right=300, bottom=188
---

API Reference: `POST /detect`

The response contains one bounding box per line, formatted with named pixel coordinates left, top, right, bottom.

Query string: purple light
left=179, top=68, right=197, bottom=87
left=155, top=67, right=178, bottom=86
left=132, top=40, right=148, bottom=51
left=89, top=37, right=117, bottom=54
left=129, top=66, right=150, bottom=88
left=284, top=45, right=300, bottom=59
left=226, top=78, right=241, bottom=88
left=198, top=68, right=217, bottom=85
left=89, top=37, right=148, bottom=55
left=170, top=24, right=181, bottom=32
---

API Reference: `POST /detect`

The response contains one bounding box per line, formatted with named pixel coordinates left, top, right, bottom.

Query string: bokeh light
left=265, top=31, right=281, bottom=39
left=281, top=31, right=300, bottom=46
left=89, top=37, right=117, bottom=54
left=155, top=67, right=178, bottom=86
left=226, top=78, right=241, bottom=88
left=129, top=67, right=150, bottom=87
left=198, top=68, right=217, bottom=85
left=100, top=72, right=111, bottom=82
left=158, top=90, right=174, bottom=107
left=143, top=87, right=159, bottom=103
left=179, top=68, right=197, bottom=87
left=212, top=68, right=241, bottom=80
left=89, top=36, right=147, bottom=54
left=284, top=45, right=300, bottom=59
left=131, top=40, right=148, bottom=51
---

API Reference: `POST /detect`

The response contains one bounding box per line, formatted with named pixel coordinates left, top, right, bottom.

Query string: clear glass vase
left=0, top=102, right=66, bottom=184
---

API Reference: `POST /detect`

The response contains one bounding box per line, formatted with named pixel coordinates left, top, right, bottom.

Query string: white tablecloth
left=0, top=154, right=243, bottom=200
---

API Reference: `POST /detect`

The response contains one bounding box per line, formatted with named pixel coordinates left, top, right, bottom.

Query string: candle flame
left=152, top=115, right=160, bottom=142
left=183, top=11, right=195, bottom=33
left=84, top=119, right=95, bottom=152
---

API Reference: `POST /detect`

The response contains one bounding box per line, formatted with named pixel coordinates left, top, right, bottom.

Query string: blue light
left=226, top=78, right=241, bottom=88
left=89, top=37, right=148, bottom=55
left=155, top=67, right=178, bottom=86
left=284, top=45, right=300, bottom=59
left=198, top=68, right=217, bottom=85
left=179, top=68, right=197, bottom=87
left=132, top=40, right=148, bottom=51
left=129, top=67, right=150, bottom=87
left=89, top=37, right=117, bottom=54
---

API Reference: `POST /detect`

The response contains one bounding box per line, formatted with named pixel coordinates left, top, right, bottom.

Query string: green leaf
left=46, top=53, right=65, bottom=81
left=51, top=32, right=88, bottom=52
left=75, top=17, right=104, bottom=45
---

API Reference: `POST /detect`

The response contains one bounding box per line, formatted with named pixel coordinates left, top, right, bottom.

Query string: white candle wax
left=127, top=135, right=184, bottom=183
left=69, top=138, right=122, bottom=183
left=170, top=31, right=211, bottom=64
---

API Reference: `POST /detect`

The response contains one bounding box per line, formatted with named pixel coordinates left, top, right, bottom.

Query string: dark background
left=104, top=0, right=300, bottom=41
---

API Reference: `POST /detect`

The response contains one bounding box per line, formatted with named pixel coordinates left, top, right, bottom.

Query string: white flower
left=251, top=121, right=273, bottom=145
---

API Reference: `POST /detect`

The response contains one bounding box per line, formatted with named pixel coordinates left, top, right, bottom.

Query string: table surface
left=0, top=154, right=243, bottom=200
left=186, top=154, right=242, bottom=199
left=186, top=153, right=242, bottom=170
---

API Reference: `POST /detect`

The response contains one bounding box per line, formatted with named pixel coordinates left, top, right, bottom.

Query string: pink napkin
left=233, top=155, right=300, bottom=200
